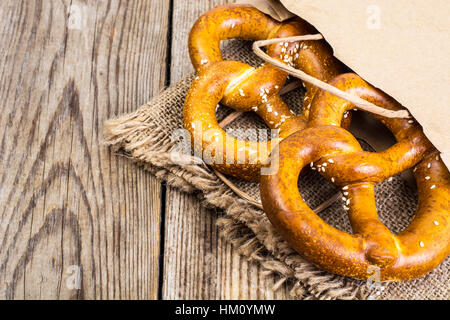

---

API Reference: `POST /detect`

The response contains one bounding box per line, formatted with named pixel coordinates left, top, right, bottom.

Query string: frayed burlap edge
left=103, top=78, right=370, bottom=300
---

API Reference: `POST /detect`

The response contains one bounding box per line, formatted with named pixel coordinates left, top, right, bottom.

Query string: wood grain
left=0, top=0, right=168, bottom=299
left=0, top=0, right=293, bottom=300
left=161, top=0, right=291, bottom=299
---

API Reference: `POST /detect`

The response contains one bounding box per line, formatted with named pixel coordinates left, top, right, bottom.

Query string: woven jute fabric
left=104, top=40, right=449, bottom=300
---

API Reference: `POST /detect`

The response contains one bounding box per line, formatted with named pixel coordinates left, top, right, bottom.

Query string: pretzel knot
left=184, top=4, right=348, bottom=181
left=261, top=73, right=450, bottom=281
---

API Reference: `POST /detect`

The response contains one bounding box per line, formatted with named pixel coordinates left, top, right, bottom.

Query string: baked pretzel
left=260, top=73, right=450, bottom=281
left=184, top=4, right=348, bottom=180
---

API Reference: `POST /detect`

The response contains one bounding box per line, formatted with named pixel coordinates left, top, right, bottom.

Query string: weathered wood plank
left=0, top=0, right=169, bottom=299
left=162, top=0, right=291, bottom=299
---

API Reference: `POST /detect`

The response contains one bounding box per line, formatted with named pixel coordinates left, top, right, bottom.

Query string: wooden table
left=0, top=0, right=291, bottom=299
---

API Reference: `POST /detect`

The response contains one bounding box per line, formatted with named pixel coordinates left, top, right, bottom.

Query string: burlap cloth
left=104, top=40, right=449, bottom=300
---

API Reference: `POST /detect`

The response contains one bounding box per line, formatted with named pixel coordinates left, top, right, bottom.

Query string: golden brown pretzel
left=260, top=73, right=450, bottom=281
left=184, top=4, right=348, bottom=180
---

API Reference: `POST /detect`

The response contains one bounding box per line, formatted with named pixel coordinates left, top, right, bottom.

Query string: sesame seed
left=434, top=221, right=439, bottom=226
left=267, top=106, right=272, bottom=112
left=231, top=23, right=235, bottom=28
left=342, top=186, right=349, bottom=190
left=265, top=88, right=269, bottom=93
left=322, top=162, right=327, bottom=167
left=408, top=120, right=414, bottom=124
left=281, top=47, right=286, bottom=53
left=251, top=106, right=258, bottom=111
left=430, top=184, right=436, bottom=189
left=342, top=197, right=347, bottom=201
left=328, top=159, right=334, bottom=163
left=388, top=177, right=393, bottom=182
left=331, top=177, right=335, bottom=182
left=273, top=111, right=278, bottom=116
left=321, top=167, right=326, bottom=172
left=310, top=162, right=314, bottom=167
left=343, top=192, right=348, bottom=196
left=195, top=76, right=199, bottom=80
left=425, top=176, right=430, bottom=180
left=275, top=85, right=279, bottom=89
left=436, top=155, right=440, bottom=161
left=427, top=163, right=431, bottom=168
left=239, top=89, right=245, bottom=97
left=200, top=59, right=208, bottom=65
left=346, top=199, right=350, bottom=205
left=343, top=205, right=349, bottom=211
left=269, top=121, right=274, bottom=125
left=419, top=241, right=424, bottom=247
left=284, top=42, right=288, bottom=47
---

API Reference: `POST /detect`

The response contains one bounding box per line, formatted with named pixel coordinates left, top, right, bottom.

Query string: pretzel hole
left=222, top=40, right=265, bottom=68
left=374, top=178, right=417, bottom=235
left=218, top=106, right=271, bottom=142
left=351, top=111, right=416, bottom=188
left=349, top=110, right=396, bottom=152
left=297, top=169, right=352, bottom=233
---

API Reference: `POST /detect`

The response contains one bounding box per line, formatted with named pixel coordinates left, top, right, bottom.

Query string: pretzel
left=184, top=4, right=348, bottom=180
left=260, top=73, right=450, bottom=281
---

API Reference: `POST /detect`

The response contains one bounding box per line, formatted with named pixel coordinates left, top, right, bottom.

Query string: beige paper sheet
left=241, top=0, right=450, bottom=168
